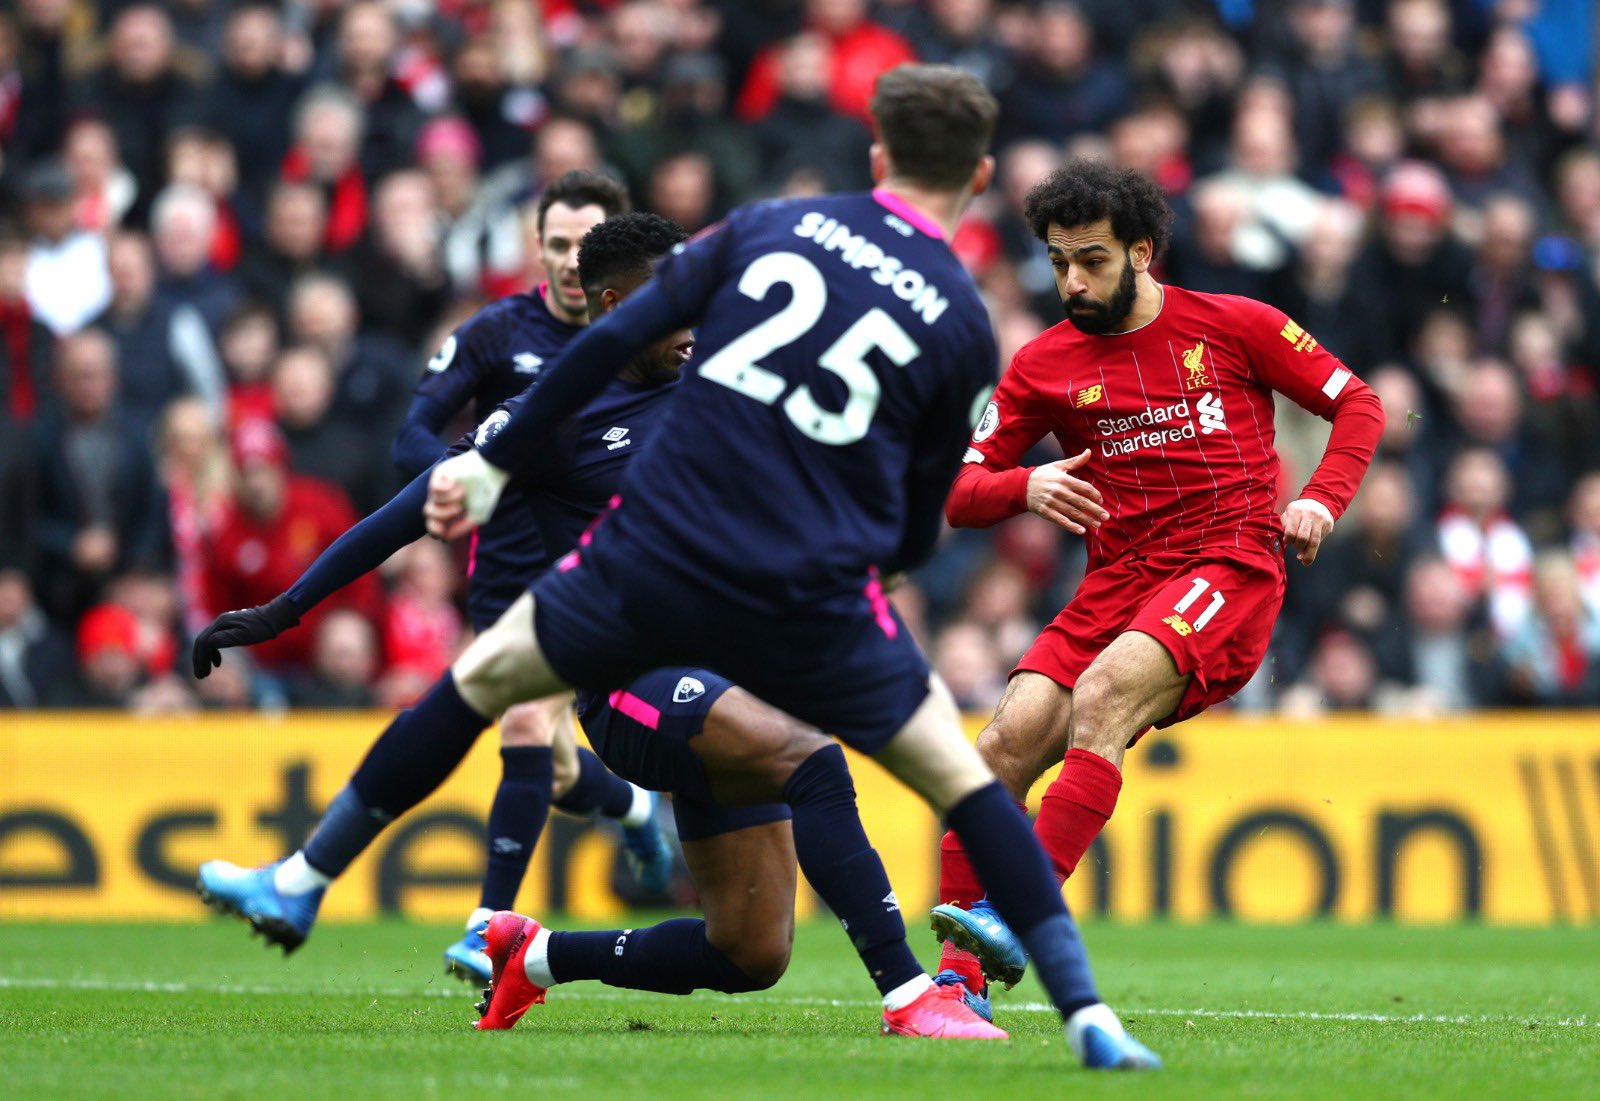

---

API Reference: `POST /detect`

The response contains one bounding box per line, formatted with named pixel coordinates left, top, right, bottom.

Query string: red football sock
left=1035, top=748, right=1123, bottom=882
left=937, top=828, right=985, bottom=909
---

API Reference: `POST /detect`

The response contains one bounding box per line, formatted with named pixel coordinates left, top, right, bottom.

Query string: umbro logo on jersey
left=1279, top=318, right=1319, bottom=353
left=1181, top=342, right=1212, bottom=390
left=603, top=426, right=631, bottom=450
left=513, top=352, right=543, bottom=374
left=673, top=676, right=706, bottom=703
left=882, top=891, right=900, bottom=912
left=1074, top=384, right=1104, bottom=408
left=1197, top=392, right=1227, bottom=435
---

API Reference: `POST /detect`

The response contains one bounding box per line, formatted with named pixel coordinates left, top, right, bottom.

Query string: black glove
left=191, top=594, right=301, bottom=679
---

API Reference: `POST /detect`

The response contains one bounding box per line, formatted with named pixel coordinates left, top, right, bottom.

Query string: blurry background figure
left=289, top=607, right=379, bottom=708
left=22, top=160, right=111, bottom=335
left=1500, top=554, right=1600, bottom=707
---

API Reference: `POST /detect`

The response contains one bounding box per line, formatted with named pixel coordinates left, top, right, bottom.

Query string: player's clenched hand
left=191, top=594, right=300, bottom=679
left=426, top=450, right=509, bottom=540
left=1027, top=450, right=1108, bottom=535
left=1281, top=498, right=1335, bottom=565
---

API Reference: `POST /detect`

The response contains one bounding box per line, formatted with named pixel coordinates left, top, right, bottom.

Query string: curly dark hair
left=1022, top=159, right=1173, bottom=259
left=577, top=211, right=688, bottom=292
left=536, top=169, right=631, bottom=233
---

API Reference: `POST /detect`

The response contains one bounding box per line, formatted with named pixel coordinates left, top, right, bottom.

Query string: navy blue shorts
left=576, top=667, right=791, bottom=843
left=534, top=522, right=931, bottom=755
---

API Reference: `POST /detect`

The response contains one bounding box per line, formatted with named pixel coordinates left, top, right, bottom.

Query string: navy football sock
left=478, top=746, right=554, bottom=912
left=553, top=747, right=636, bottom=819
left=945, top=782, right=1099, bottom=1016
left=301, top=785, right=388, bottom=879
left=349, top=672, right=492, bottom=821
left=782, top=744, right=923, bottom=997
left=547, top=918, right=767, bottom=994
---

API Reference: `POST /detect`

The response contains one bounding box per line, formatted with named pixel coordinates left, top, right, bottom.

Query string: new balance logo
left=513, top=352, right=543, bottom=375
left=603, top=426, right=631, bottom=450
left=1074, top=384, right=1104, bottom=407
left=1162, top=614, right=1193, bottom=637
left=882, top=891, right=900, bottom=912
left=673, top=676, right=706, bottom=703
left=1197, top=392, right=1227, bottom=435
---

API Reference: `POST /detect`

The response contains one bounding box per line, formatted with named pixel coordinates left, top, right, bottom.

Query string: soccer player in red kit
left=929, top=160, right=1386, bottom=1000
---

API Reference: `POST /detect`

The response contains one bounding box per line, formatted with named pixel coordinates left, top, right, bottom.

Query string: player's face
left=1047, top=219, right=1140, bottom=335
left=538, top=202, right=608, bottom=322
left=600, top=270, right=694, bottom=384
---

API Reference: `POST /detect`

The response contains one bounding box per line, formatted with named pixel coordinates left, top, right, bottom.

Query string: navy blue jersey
left=479, top=191, right=999, bottom=613
left=401, top=287, right=582, bottom=627
left=477, top=376, right=680, bottom=561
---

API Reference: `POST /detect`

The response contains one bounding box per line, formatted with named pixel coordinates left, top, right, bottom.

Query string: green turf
left=2, top=919, right=1596, bottom=1100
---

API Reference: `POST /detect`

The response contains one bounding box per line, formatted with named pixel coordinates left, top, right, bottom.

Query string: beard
left=1062, top=253, right=1138, bottom=335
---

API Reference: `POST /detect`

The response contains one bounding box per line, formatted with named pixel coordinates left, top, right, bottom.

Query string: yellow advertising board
left=1, top=711, right=1597, bottom=924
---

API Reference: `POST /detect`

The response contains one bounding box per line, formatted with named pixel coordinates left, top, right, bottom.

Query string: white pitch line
left=2, top=976, right=1594, bottom=1030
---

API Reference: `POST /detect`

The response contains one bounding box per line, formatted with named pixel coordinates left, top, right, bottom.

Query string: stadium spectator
left=218, top=300, right=280, bottom=427
left=1280, top=628, right=1383, bottom=714
left=1381, top=555, right=1494, bottom=711
left=281, top=85, right=370, bottom=254
left=63, top=118, right=137, bottom=234
left=340, top=169, right=451, bottom=347
left=1437, top=448, right=1534, bottom=640
left=31, top=329, right=165, bottom=621
left=164, top=127, right=245, bottom=273
left=0, top=224, right=53, bottom=424
left=996, top=3, right=1128, bottom=147
left=749, top=33, right=874, bottom=194
left=22, top=159, right=112, bottom=336
left=150, top=182, right=240, bottom=345
left=378, top=539, right=463, bottom=708
left=447, top=34, right=539, bottom=174
left=331, top=0, right=425, bottom=182
left=1571, top=474, right=1600, bottom=619
left=1448, top=360, right=1569, bottom=531
left=1500, top=553, right=1600, bottom=706
left=206, top=3, right=307, bottom=227
left=271, top=342, right=387, bottom=514
left=202, top=419, right=380, bottom=673
left=736, top=0, right=917, bottom=124
left=155, top=396, right=231, bottom=635
left=93, top=231, right=207, bottom=432
left=933, top=620, right=1008, bottom=711
left=235, top=181, right=329, bottom=324
left=0, top=568, right=75, bottom=708
left=284, top=270, right=410, bottom=435
left=70, top=5, right=202, bottom=220
left=1349, top=162, right=1473, bottom=366
left=288, top=608, right=379, bottom=708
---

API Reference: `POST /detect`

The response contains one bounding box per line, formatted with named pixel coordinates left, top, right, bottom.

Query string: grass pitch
left=3, top=919, right=1596, bottom=1100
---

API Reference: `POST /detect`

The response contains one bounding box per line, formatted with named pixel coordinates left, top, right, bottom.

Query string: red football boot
left=881, top=981, right=1009, bottom=1039
left=473, top=911, right=548, bottom=1031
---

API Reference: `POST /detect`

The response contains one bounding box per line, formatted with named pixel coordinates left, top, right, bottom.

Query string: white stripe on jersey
left=1322, top=367, right=1352, bottom=399
left=963, top=446, right=985, bottom=464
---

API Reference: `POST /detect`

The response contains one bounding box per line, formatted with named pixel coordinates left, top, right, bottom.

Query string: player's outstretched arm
left=392, top=391, right=458, bottom=476
left=190, top=471, right=431, bottom=678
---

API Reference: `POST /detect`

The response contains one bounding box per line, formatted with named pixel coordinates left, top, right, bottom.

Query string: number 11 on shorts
left=1174, top=576, right=1226, bottom=631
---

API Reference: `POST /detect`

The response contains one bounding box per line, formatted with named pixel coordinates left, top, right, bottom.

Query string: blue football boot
left=933, top=968, right=993, bottom=1022
left=196, top=859, right=324, bottom=954
left=930, top=899, right=1028, bottom=988
left=619, top=791, right=673, bottom=893
left=443, top=914, right=493, bottom=985
left=1066, top=1003, right=1163, bottom=1070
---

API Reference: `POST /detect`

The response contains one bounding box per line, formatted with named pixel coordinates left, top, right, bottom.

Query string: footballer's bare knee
left=696, top=689, right=831, bottom=804
left=498, top=700, right=556, bottom=748
left=452, top=592, right=561, bottom=716
left=876, top=676, right=996, bottom=814
left=717, top=925, right=793, bottom=990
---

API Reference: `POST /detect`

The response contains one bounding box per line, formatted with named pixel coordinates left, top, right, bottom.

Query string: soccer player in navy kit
left=422, top=65, right=1158, bottom=1066
left=194, top=173, right=674, bottom=986
left=196, top=214, right=999, bottom=1039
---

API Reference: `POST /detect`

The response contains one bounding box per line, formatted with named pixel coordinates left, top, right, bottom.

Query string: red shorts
left=1016, top=547, right=1285, bottom=730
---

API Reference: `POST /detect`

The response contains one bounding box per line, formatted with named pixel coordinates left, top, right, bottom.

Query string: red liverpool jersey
left=950, top=286, right=1384, bottom=567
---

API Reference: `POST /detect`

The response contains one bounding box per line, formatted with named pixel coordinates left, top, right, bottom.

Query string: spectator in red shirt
left=203, top=418, right=381, bottom=672
left=736, top=0, right=916, bottom=124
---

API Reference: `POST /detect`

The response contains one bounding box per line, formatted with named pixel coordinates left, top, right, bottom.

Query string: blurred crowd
left=0, top=0, right=1595, bottom=715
